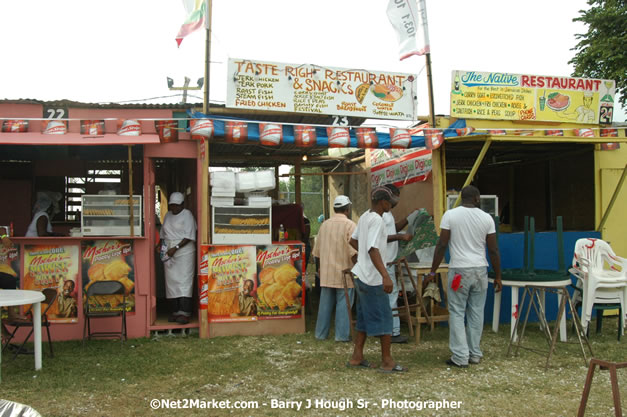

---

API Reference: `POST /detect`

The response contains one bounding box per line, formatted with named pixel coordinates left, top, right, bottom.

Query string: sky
left=1, top=0, right=624, bottom=123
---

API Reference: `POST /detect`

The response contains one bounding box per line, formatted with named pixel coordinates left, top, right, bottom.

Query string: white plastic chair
left=569, top=238, right=627, bottom=334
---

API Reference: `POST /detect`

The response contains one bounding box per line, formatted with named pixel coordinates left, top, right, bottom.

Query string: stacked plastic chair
left=569, top=238, right=627, bottom=336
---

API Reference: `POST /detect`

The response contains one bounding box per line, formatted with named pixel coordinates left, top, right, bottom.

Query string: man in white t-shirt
left=430, top=185, right=502, bottom=368
left=346, top=187, right=407, bottom=373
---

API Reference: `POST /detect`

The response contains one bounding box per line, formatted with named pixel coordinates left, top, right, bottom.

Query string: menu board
left=205, top=245, right=258, bottom=323
left=227, top=58, right=417, bottom=120
left=22, top=245, right=80, bottom=323
left=450, top=70, right=616, bottom=124
left=81, top=240, right=135, bottom=313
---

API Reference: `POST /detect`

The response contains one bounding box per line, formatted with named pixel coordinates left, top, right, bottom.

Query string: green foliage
left=569, top=0, right=627, bottom=107
left=278, top=167, right=324, bottom=236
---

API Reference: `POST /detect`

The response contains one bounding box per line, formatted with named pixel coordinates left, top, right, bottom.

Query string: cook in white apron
left=159, top=192, right=197, bottom=324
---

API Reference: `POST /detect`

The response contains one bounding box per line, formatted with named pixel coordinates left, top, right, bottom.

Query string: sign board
left=450, top=70, right=616, bottom=124
left=81, top=240, right=135, bottom=314
left=227, top=58, right=417, bottom=120
left=370, top=148, right=432, bottom=188
left=22, top=244, right=80, bottom=322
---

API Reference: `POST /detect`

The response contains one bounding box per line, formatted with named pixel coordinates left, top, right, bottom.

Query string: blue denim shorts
left=354, top=279, right=393, bottom=337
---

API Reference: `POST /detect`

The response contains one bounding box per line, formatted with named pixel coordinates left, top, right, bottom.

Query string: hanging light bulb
left=302, top=154, right=308, bottom=161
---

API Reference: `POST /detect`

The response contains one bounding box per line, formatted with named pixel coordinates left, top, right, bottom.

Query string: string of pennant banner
left=0, top=115, right=623, bottom=151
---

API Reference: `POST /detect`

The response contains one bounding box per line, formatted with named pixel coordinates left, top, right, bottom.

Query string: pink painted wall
left=2, top=101, right=200, bottom=341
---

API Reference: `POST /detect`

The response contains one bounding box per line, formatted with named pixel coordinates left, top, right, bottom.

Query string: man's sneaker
left=469, top=357, right=481, bottom=365
left=445, top=359, right=468, bottom=368
left=390, top=335, right=408, bottom=344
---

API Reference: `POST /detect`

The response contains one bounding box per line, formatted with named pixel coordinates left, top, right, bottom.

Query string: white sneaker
left=469, top=357, right=481, bottom=365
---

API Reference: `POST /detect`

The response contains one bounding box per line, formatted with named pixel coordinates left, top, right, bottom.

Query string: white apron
left=161, top=208, right=197, bottom=298
left=25, top=211, right=52, bottom=237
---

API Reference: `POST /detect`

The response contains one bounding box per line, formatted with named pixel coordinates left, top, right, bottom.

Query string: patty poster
left=205, top=245, right=258, bottom=323
left=256, top=244, right=304, bottom=319
left=22, top=244, right=80, bottom=323
left=81, top=240, right=135, bottom=313
left=450, top=70, right=615, bottom=124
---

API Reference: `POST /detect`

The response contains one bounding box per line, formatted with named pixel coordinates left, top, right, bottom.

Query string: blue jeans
left=447, top=267, right=488, bottom=365
left=354, top=279, right=393, bottom=337
left=315, top=287, right=354, bottom=342
left=386, top=264, right=400, bottom=336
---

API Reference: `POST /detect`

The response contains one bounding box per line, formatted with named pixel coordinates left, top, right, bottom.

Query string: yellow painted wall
left=595, top=145, right=627, bottom=256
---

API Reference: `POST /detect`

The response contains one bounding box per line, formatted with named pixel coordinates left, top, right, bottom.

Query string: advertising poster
left=370, top=149, right=432, bottom=188
left=450, top=70, right=616, bottom=124
left=0, top=244, right=20, bottom=319
left=205, top=245, right=258, bottom=323
left=227, top=58, right=417, bottom=120
left=256, top=244, right=304, bottom=320
left=22, top=245, right=80, bottom=323
left=81, top=240, right=135, bottom=313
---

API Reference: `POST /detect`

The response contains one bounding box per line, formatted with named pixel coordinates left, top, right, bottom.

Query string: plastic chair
left=570, top=239, right=627, bottom=335
left=1, top=288, right=57, bottom=360
left=83, top=281, right=127, bottom=345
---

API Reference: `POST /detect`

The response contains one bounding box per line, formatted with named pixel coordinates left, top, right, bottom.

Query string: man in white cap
left=158, top=192, right=197, bottom=324
left=312, top=195, right=357, bottom=342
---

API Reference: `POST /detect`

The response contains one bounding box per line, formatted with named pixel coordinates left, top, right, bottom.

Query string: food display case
left=212, top=205, right=271, bottom=244
left=81, top=195, right=142, bottom=236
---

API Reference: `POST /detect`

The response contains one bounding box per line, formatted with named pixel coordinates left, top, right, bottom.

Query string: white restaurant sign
left=226, top=58, right=417, bottom=121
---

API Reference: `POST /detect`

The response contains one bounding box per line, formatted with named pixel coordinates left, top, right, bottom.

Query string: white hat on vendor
left=169, top=192, right=185, bottom=205
left=333, top=195, right=351, bottom=208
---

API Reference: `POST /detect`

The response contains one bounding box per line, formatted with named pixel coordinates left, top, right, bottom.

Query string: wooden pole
left=295, top=160, right=302, bottom=205
left=597, top=163, right=627, bottom=232
left=453, top=139, right=492, bottom=208
left=127, top=145, right=134, bottom=237
left=200, top=0, right=212, bottom=339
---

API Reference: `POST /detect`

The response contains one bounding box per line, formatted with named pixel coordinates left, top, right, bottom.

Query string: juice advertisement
left=256, top=244, right=304, bottom=319
left=205, top=245, right=258, bottom=322
left=22, top=245, right=80, bottom=323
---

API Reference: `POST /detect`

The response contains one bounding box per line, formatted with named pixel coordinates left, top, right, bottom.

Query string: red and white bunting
left=259, top=123, right=282, bottom=146
left=117, top=119, right=141, bottom=136
left=190, top=119, right=214, bottom=139
left=326, top=127, right=350, bottom=148
left=2, top=120, right=29, bottom=132
left=545, top=130, right=564, bottom=136
left=43, top=120, right=67, bottom=135
left=600, top=128, right=618, bottom=138
left=455, top=127, right=475, bottom=136
left=574, top=128, right=594, bottom=138
left=425, top=129, right=443, bottom=150
left=81, top=120, right=105, bottom=136
left=488, top=129, right=507, bottom=135
left=155, top=120, right=179, bottom=143
left=293, top=125, right=316, bottom=147
left=390, top=128, right=411, bottom=149
left=225, top=121, right=247, bottom=143
left=355, top=127, right=378, bottom=148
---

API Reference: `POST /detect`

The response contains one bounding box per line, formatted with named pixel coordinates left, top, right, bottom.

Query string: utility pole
left=167, top=76, right=203, bottom=104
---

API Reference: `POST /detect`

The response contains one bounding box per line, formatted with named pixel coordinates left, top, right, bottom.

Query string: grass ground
left=1, top=308, right=626, bottom=416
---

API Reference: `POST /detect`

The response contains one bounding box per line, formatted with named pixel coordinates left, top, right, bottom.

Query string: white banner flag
left=387, top=0, right=430, bottom=60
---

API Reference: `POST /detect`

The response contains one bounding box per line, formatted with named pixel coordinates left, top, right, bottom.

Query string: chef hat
left=169, top=192, right=185, bottom=205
